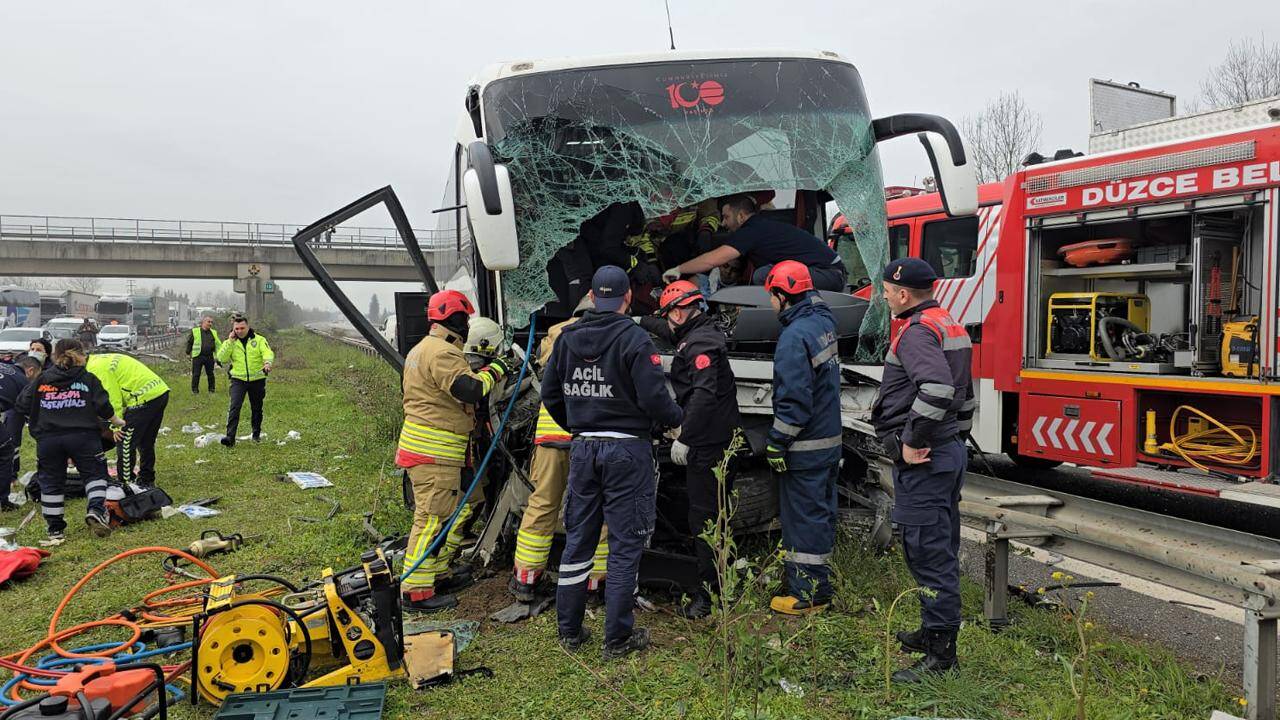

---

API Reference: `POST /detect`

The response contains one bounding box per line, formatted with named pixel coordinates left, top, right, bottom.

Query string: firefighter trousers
left=37, top=431, right=108, bottom=534
left=557, top=437, right=655, bottom=647
left=777, top=448, right=840, bottom=602
left=403, top=463, right=474, bottom=591
left=686, top=442, right=731, bottom=600
left=120, top=392, right=168, bottom=487
left=893, top=437, right=966, bottom=630
left=0, top=410, right=19, bottom=502
left=513, top=444, right=607, bottom=584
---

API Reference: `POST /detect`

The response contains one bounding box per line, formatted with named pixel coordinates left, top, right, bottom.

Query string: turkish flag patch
left=694, top=353, right=711, bottom=370
left=650, top=354, right=662, bottom=366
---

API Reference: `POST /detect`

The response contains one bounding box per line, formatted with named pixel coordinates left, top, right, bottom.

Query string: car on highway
left=0, top=327, right=52, bottom=355
left=43, top=316, right=87, bottom=342
left=96, top=324, right=138, bottom=351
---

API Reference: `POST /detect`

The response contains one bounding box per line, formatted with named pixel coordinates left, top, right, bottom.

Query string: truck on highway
left=95, top=295, right=134, bottom=326
left=39, top=290, right=99, bottom=320
left=130, top=295, right=166, bottom=334
left=294, top=49, right=978, bottom=578
left=0, top=286, right=41, bottom=329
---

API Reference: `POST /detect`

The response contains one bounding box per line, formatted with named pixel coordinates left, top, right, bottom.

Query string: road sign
left=263, top=281, right=276, bottom=294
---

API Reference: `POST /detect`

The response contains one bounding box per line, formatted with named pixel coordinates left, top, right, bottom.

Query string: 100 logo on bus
left=666, top=80, right=725, bottom=111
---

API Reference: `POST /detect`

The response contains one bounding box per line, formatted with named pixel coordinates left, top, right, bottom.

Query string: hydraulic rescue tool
left=190, top=549, right=404, bottom=705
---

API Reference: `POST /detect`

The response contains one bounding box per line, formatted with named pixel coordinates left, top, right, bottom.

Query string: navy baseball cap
left=882, top=257, right=937, bottom=290
left=590, top=265, right=630, bottom=312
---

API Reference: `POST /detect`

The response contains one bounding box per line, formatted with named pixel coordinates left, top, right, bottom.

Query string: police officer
left=760, top=261, right=843, bottom=615
left=870, top=257, right=975, bottom=683
left=86, top=352, right=170, bottom=488
left=216, top=314, right=273, bottom=446
left=640, top=281, right=740, bottom=619
left=543, top=266, right=683, bottom=659
left=397, top=290, right=510, bottom=612
left=186, top=316, right=221, bottom=394
left=0, top=357, right=40, bottom=512
left=509, top=298, right=609, bottom=603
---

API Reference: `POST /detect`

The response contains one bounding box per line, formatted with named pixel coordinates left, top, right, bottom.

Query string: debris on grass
left=194, top=433, right=221, bottom=448
left=286, top=471, right=333, bottom=489
left=181, top=422, right=204, bottom=434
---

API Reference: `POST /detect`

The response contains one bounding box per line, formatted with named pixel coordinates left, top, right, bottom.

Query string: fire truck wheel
left=1007, top=452, right=1062, bottom=470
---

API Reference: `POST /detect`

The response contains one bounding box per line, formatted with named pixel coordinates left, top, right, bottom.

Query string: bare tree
left=1199, top=37, right=1280, bottom=109
left=60, top=277, right=103, bottom=294
left=960, top=91, right=1044, bottom=184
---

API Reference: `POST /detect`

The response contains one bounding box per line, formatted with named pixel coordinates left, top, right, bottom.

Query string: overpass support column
left=234, top=263, right=269, bottom=323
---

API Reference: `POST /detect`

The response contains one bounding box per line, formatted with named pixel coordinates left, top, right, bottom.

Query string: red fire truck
left=882, top=124, right=1280, bottom=504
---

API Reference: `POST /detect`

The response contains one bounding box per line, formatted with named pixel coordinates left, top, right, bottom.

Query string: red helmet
left=426, top=290, right=475, bottom=322
left=763, top=261, right=814, bottom=295
left=658, top=280, right=703, bottom=316
left=828, top=213, right=852, bottom=237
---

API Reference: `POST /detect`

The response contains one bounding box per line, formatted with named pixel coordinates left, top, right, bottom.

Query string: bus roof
left=474, top=48, right=851, bottom=85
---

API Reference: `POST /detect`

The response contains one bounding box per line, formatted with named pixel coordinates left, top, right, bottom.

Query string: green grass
left=2, top=331, right=1243, bottom=719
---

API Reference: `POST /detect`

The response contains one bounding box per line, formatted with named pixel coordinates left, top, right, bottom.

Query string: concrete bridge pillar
left=234, top=263, right=269, bottom=322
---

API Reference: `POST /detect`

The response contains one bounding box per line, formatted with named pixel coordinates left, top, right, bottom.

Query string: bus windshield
left=483, top=57, right=890, bottom=351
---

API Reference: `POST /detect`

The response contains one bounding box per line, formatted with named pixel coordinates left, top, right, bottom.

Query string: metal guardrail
left=136, top=330, right=183, bottom=354
left=943, top=471, right=1280, bottom=720
left=306, top=324, right=380, bottom=358
left=0, top=213, right=442, bottom=250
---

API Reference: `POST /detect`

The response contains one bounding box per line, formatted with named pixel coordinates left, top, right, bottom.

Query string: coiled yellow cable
left=1159, top=405, right=1258, bottom=472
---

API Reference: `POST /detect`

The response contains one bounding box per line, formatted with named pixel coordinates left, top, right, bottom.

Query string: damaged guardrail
left=947, top=471, right=1280, bottom=720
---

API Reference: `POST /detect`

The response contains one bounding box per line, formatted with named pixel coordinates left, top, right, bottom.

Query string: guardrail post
left=1243, top=601, right=1276, bottom=720
left=983, top=521, right=1010, bottom=629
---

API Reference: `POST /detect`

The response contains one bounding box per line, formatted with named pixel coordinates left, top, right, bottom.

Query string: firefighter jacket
left=764, top=296, right=842, bottom=455
left=15, top=364, right=114, bottom=438
left=397, top=323, right=504, bottom=468
left=186, top=327, right=221, bottom=358
left=542, top=311, right=683, bottom=438
left=870, top=299, right=975, bottom=451
left=215, top=330, right=274, bottom=382
left=86, top=354, right=170, bottom=417
left=533, top=317, right=579, bottom=448
left=640, top=313, right=739, bottom=447
left=0, top=362, right=28, bottom=413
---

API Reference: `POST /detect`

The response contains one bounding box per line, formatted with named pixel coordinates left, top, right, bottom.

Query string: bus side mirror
left=463, top=141, right=520, bottom=270
left=872, top=113, right=978, bottom=217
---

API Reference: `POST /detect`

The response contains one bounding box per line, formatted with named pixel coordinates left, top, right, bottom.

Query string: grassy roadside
left=3, top=331, right=1241, bottom=719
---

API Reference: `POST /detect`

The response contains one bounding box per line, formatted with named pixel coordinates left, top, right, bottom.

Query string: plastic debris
left=286, top=430, right=301, bottom=440
left=332, top=454, right=349, bottom=460
left=181, top=423, right=204, bottom=434
left=195, top=459, right=209, bottom=465
left=174, top=503, right=220, bottom=519
left=286, top=472, right=333, bottom=489
left=779, top=679, right=804, bottom=698
left=165, top=443, right=184, bottom=449
left=158, top=426, right=171, bottom=435
left=194, top=433, right=222, bottom=448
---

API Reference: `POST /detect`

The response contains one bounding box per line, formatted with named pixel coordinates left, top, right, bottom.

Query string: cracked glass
left=482, top=57, right=890, bottom=359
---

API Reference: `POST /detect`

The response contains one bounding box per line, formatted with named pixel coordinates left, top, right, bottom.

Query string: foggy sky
left=3, top=1, right=1276, bottom=309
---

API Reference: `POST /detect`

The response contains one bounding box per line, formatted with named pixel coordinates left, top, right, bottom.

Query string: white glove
left=662, top=266, right=682, bottom=284
left=670, top=439, right=690, bottom=466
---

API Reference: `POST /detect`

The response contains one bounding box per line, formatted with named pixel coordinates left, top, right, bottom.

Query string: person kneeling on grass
left=13, top=339, right=126, bottom=546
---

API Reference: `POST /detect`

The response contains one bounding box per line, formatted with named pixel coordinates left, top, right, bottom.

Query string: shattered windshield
left=483, top=57, right=890, bottom=359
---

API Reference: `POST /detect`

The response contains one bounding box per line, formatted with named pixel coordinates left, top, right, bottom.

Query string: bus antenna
left=663, top=0, right=676, bottom=50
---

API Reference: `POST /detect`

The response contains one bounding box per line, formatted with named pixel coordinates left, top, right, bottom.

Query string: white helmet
left=465, top=317, right=504, bottom=358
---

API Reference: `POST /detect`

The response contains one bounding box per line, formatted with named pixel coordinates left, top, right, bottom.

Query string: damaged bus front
left=293, top=49, right=976, bottom=589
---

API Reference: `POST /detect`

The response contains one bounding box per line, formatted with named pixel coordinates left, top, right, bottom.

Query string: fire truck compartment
left=1018, top=394, right=1124, bottom=466
left=1027, top=202, right=1269, bottom=379
left=1135, top=389, right=1265, bottom=476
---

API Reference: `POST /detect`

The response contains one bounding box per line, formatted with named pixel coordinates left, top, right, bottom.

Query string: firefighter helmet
left=426, top=290, right=475, bottom=321
left=763, top=261, right=814, bottom=295
left=657, top=280, right=704, bottom=316
left=465, top=317, right=503, bottom=357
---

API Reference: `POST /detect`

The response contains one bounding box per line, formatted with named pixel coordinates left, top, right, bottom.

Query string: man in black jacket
left=0, top=357, right=40, bottom=512
left=641, top=280, right=740, bottom=618
left=543, top=265, right=684, bottom=660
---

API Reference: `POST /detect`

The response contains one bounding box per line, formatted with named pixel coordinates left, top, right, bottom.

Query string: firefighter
left=186, top=316, right=221, bottom=394
left=870, top=257, right=975, bottom=683
left=398, top=290, right=510, bottom=612
left=0, top=357, right=41, bottom=513
left=761, top=261, right=842, bottom=615
left=543, top=266, right=683, bottom=659
left=663, top=195, right=848, bottom=292
left=14, top=340, right=126, bottom=545
left=638, top=281, right=739, bottom=618
left=86, top=352, right=170, bottom=488
left=509, top=298, right=609, bottom=603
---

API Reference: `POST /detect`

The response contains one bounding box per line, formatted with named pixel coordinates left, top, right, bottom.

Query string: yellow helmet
left=465, top=317, right=504, bottom=358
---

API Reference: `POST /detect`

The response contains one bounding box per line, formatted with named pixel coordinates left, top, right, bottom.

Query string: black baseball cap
left=882, top=257, right=938, bottom=290
left=591, top=265, right=630, bottom=312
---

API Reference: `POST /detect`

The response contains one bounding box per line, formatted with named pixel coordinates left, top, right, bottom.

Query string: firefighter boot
left=435, top=564, right=475, bottom=595
left=508, top=572, right=541, bottom=603
left=892, top=628, right=959, bottom=683
left=769, top=594, right=830, bottom=616
left=401, top=588, right=458, bottom=613
left=896, top=626, right=927, bottom=654
left=602, top=626, right=650, bottom=661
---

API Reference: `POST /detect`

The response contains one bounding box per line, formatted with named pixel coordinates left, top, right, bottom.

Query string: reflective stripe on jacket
left=764, top=295, right=842, bottom=454
left=397, top=323, right=498, bottom=467
left=85, top=353, right=170, bottom=416
left=533, top=317, right=578, bottom=447
left=215, top=330, right=274, bottom=381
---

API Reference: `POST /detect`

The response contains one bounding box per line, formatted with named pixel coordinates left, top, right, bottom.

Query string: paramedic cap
left=882, top=257, right=937, bottom=290
left=590, top=265, right=630, bottom=312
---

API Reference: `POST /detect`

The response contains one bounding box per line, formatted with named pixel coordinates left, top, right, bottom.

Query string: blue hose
left=400, top=312, right=538, bottom=582
left=1, top=641, right=192, bottom=706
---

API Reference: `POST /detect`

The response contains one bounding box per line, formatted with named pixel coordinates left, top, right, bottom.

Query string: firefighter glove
left=766, top=444, right=787, bottom=473
left=670, top=439, right=689, bottom=466
left=662, top=266, right=682, bottom=284
left=486, top=355, right=511, bottom=379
